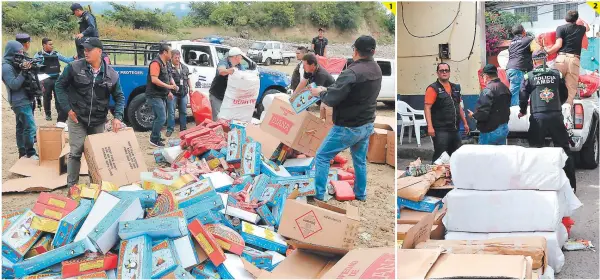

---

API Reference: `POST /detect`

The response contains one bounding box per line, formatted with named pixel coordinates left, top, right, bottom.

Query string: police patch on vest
left=539, top=88, right=555, bottom=103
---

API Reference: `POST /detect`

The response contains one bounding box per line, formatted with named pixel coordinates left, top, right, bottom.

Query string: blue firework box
left=153, top=149, right=166, bottom=164
left=13, top=240, right=87, bottom=278
left=271, top=188, right=289, bottom=226
left=2, top=256, right=15, bottom=279
left=265, top=251, right=286, bottom=272
left=290, top=82, right=318, bottom=114
left=282, top=157, right=315, bottom=173
left=266, top=184, right=289, bottom=208
left=51, top=199, right=92, bottom=249
left=173, top=235, right=199, bottom=270
left=260, top=159, right=291, bottom=178
left=217, top=212, right=239, bottom=232
left=180, top=190, right=224, bottom=219
left=230, top=120, right=247, bottom=131
left=87, top=197, right=144, bottom=254
left=241, top=246, right=272, bottom=269
left=227, top=195, right=239, bottom=208
left=118, top=217, right=187, bottom=240
left=250, top=174, right=271, bottom=202
left=229, top=175, right=253, bottom=193
left=201, top=149, right=226, bottom=161
left=273, top=175, right=316, bottom=197
left=397, top=196, right=443, bottom=213
left=240, top=221, right=287, bottom=255
left=193, top=210, right=222, bottom=225
left=190, top=261, right=219, bottom=279
left=258, top=184, right=280, bottom=204
left=226, top=128, right=246, bottom=163
left=117, top=235, right=152, bottom=279
left=151, top=239, right=179, bottom=279
left=162, top=265, right=194, bottom=279
left=256, top=205, right=277, bottom=227
left=172, top=178, right=219, bottom=209
left=241, top=141, right=261, bottom=176
left=110, top=190, right=158, bottom=208
left=2, top=209, right=43, bottom=263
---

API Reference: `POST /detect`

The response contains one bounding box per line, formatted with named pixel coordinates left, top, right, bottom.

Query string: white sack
left=261, top=92, right=290, bottom=112
left=508, top=106, right=530, bottom=132
left=450, top=145, right=569, bottom=191
left=445, top=223, right=568, bottom=273
left=218, top=70, right=260, bottom=122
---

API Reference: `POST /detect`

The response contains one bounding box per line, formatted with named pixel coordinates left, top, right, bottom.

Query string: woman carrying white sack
left=216, top=48, right=260, bottom=123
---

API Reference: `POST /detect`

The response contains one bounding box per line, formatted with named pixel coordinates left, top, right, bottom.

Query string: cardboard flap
left=401, top=209, right=436, bottom=249
left=9, top=157, right=88, bottom=178
left=287, top=240, right=349, bottom=256
left=268, top=249, right=337, bottom=278
left=427, top=253, right=530, bottom=279
left=37, top=126, right=65, bottom=162
left=374, top=116, right=395, bottom=132
left=242, top=259, right=269, bottom=278
left=321, top=247, right=395, bottom=279
left=313, top=200, right=347, bottom=215
left=397, top=249, right=442, bottom=279
left=2, top=174, right=69, bottom=193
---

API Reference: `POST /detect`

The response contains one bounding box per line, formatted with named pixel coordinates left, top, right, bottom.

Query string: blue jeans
left=147, top=97, right=167, bottom=142
left=479, top=123, right=509, bottom=145
left=167, top=95, right=188, bottom=132
left=506, top=69, right=524, bottom=106
left=314, top=123, right=374, bottom=200
left=12, top=104, right=37, bottom=157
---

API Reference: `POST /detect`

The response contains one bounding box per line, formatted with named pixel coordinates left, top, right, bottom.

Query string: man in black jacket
left=71, top=3, right=99, bottom=59
left=518, top=50, right=576, bottom=192
left=506, top=24, right=535, bottom=106
left=468, top=64, right=511, bottom=145
left=309, top=35, right=382, bottom=202
left=147, top=43, right=177, bottom=147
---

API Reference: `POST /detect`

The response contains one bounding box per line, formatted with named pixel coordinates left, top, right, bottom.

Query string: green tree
left=333, top=2, right=361, bottom=31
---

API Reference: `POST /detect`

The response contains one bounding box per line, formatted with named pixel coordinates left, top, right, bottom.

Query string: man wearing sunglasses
left=424, top=63, right=470, bottom=163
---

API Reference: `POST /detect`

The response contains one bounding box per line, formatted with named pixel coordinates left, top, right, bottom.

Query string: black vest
left=527, top=68, right=563, bottom=114
left=146, top=57, right=171, bottom=98
left=169, top=62, right=190, bottom=97
left=67, top=60, right=119, bottom=126
left=429, top=81, right=462, bottom=131
left=78, top=11, right=99, bottom=37
left=209, top=61, right=231, bottom=100
left=477, top=79, right=511, bottom=133
left=37, top=51, right=61, bottom=75
left=506, top=35, right=534, bottom=71
left=291, top=62, right=302, bottom=90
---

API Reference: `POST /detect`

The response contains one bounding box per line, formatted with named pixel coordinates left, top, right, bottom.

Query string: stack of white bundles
left=444, top=145, right=582, bottom=274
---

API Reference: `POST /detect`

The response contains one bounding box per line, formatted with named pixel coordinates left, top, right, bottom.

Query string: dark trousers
left=42, top=77, right=68, bottom=122
left=528, top=112, right=577, bottom=192
left=431, top=130, right=462, bottom=163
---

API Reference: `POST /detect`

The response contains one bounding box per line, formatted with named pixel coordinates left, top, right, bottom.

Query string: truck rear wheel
left=579, top=126, right=599, bottom=169
left=127, top=93, right=153, bottom=132
left=264, top=58, right=272, bottom=66
left=283, top=58, right=290, bottom=66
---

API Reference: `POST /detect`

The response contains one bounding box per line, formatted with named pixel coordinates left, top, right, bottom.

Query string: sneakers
left=166, top=131, right=173, bottom=137
left=45, top=115, right=52, bottom=121
left=149, top=139, right=165, bottom=147
left=29, top=155, right=39, bottom=160
left=56, top=122, right=68, bottom=132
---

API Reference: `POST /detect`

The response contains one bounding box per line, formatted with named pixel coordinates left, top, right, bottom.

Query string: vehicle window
left=377, top=61, right=392, bottom=76
left=265, top=43, right=273, bottom=49
left=274, top=43, right=281, bottom=49
left=181, top=45, right=213, bottom=68
left=216, top=47, right=251, bottom=69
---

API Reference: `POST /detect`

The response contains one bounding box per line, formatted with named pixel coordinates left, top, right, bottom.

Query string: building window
left=515, top=6, right=538, bottom=22
left=553, top=3, right=579, bottom=20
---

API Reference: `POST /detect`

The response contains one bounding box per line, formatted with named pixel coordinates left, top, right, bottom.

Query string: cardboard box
left=273, top=175, right=315, bottom=197
left=23, top=273, right=61, bottom=279
left=397, top=223, right=444, bottom=241
left=61, top=252, right=118, bottom=278
left=321, top=105, right=333, bottom=126
left=24, top=234, right=52, bottom=259
left=397, top=205, right=447, bottom=225
left=386, top=130, right=395, bottom=167
left=242, top=249, right=338, bottom=279
left=226, top=128, right=246, bottom=163
left=205, top=223, right=245, bottom=255
left=110, top=190, right=158, bottom=208
left=240, top=221, right=288, bottom=255
left=282, top=157, right=315, bottom=173
left=172, top=178, right=217, bottom=208
left=250, top=174, right=271, bottom=202
left=397, top=249, right=533, bottom=279
left=397, top=173, right=436, bottom=202
left=217, top=253, right=255, bottom=279
left=321, top=247, right=395, bottom=279
left=73, top=271, right=108, bottom=279
left=13, top=240, right=87, bottom=278
left=37, top=193, right=77, bottom=213
left=226, top=206, right=261, bottom=224
left=173, top=235, right=200, bottom=270
left=261, top=96, right=330, bottom=157
left=257, top=204, right=277, bottom=227
left=151, top=240, right=179, bottom=278
left=118, top=217, right=187, bottom=240
left=32, top=202, right=70, bottom=220
left=188, top=219, right=226, bottom=266
left=244, top=124, right=284, bottom=160
left=2, top=256, right=15, bottom=279
left=397, top=196, right=443, bottom=213
left=290, top=83, right=318, bottom=113
left=242, top=142, right=262, bottom=176
left=160, top=265, right=194, bottom=279
left=241, top=247, right=273, bottom=269
left=117, top=235, right=152, bottom=279
left=415, top=237, right=548, bottom=273
left=367, top=128, right=390, bottom=164
left=83, top=128, right=147, bottom=186
left=30, top=216, right=59, bottom=233
left=278, top=199, right=360, bottom=255
left=147, top=190, right=177, bottom=218
left=260, top=160, right=291, bottom=178
left=53, top=199, right=93, bottom=249
left=2, top=209, right=43, bottom=262
left=399, top=208, right=440, bottom=249
left=2, top=209, right=25, bottom=232
left=190, top=262, right=219, bottom=279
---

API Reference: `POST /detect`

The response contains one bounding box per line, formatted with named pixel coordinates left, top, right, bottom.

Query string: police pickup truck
left=102, top=39, right=292, bottom=131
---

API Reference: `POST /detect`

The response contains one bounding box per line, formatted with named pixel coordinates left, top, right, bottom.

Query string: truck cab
left=247, top=41, right=295, bottom=66
left=332, top=57, right=396, bottom=107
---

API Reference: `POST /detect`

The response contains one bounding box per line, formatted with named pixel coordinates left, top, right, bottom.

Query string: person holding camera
left=2, top=41, right=38, bottom=159
left=166, top=49, right=192, bottom=137
left=55, top=37, right=125, bottom=188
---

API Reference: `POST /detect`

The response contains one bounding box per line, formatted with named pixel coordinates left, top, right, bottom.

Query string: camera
left=13, top=53, right=44, bottom=72
left=12, top=54, right=44, bottom=109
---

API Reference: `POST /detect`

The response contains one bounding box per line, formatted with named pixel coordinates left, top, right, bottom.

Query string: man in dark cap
left=309, top=35, right=382, bottom=202
left=518, top=50, right=576, bottom=192
left=55, top=37, right=125, bottom=188
left=311, top=28, right=328, bottom=57
left=15, top=33, right=31, bottom=55
left=71, top=3, right=99, bottom=59
left=468, top=64, right=511, bottom=145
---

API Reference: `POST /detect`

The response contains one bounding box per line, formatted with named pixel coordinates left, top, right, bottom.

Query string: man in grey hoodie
left=2, top=41, right=38, bottom=159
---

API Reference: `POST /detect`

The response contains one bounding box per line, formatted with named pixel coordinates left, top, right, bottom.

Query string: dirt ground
left=1, top=64, right=396, bottom=249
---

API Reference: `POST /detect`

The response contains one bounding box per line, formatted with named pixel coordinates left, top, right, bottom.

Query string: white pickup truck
left=332, top=58, right=396, bottom=107
left=247, top=41, right=295, bottom=66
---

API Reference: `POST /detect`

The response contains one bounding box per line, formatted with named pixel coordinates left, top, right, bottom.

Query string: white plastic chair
left=397, top=100, right=428, bottom=146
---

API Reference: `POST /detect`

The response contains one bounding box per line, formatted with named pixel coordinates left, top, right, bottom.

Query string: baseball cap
left=532, top=50, right=547, bottom=60
left=81, top=37, right=103, bottom=50
left=353, top=35, right=376, bottom=53
left=228, top=47, right=243, bottom=57
left=15, top=33, right=31, bottom=42
left=482, top=64, right=497, bottom=74
left=318, top=27, right=325, bottom=32
left=71, top=3, right=83, bottom=14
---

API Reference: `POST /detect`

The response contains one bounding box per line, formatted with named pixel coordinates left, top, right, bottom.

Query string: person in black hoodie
left=309, top=35, right=382, bottom=202
left=468, top=64, right=511, bottom=145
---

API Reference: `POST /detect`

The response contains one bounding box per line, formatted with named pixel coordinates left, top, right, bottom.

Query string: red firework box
left=204, top=223, right=245, bottom=255
left=182, top=128, right=211, bottom=146
left=32, top=202, right=70, bottom=220
left=179, top=125, right=209, bottom=140
left=37, top=193, right=78, bottom=213
left=2, top=209, right=25, bottom=232
left=61, top=252, right=118, bottom=278
left=24, top=234, right=52, bottom=259
left=74, top=271, right=108, bottom=279
left=188, top=219, right=226, bottom=266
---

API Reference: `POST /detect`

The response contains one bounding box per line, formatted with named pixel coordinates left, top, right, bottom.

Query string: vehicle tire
left=383, top=101, right=395, bottom=108
left=283, top=58, right=290, bottom=66
left=578, top=122, right=599, bottom=169
left=127, top=93, right=154, bottom=132
left=264, top=57, right=272, bottom=66
left=255, top=89, right=282, bottom=119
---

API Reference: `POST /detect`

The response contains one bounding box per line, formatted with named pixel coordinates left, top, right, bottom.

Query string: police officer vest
left=526, top=68, right=563, bottom=114
left=37, top=51, right=61, bottom=75
left=428, top=81, right=462, bottom=131
left=291, top=61, right=302, bottom=90
left=146, top=57, right=171, bottom=98
left=170, top=63, right=190, bottom=97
